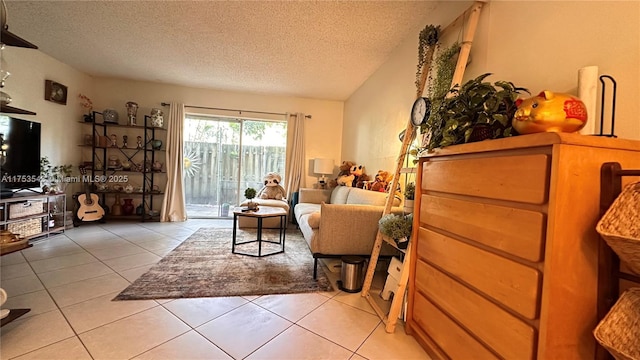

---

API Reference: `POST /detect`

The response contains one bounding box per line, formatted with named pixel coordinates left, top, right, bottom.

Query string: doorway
left=183, top=114, right=287, bottom=218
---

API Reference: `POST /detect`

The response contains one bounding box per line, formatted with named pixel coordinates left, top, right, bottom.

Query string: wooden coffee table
left=232, top=206, right=287, bottom=257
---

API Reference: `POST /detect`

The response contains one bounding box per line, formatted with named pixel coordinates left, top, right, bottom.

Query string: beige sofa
left=294, top=186, right=401, bottom=278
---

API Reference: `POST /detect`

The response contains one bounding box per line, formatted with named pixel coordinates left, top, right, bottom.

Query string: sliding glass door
left=183, top=115, right=287, bottom=218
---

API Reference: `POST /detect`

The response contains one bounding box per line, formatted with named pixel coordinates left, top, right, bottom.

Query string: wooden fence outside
left=184, top=141, right=286, bottom=207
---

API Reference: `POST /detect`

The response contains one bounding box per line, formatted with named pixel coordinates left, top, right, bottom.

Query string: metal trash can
left=338, top=256, right=365, bottom=293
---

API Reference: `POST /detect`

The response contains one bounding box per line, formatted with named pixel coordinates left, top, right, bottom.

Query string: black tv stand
left=19, top=188, right=42, bottom=195
left=0, top=188, right=43, bottom=199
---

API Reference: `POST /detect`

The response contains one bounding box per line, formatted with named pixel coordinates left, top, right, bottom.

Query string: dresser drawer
left=420, top=195, right=546, bottom=262
left=413, top=291, right=499, bottom=360
left=421, top=154, right=549, bottom=204
left=417, top=228, right=541, bottom=319
left=415, top=261, right=537, bottom=360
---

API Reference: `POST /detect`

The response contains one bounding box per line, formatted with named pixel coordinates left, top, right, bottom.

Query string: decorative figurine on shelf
left=110, top=134, right=118, bottom=147
left=108, top=156, right=120, bottom=170
left=152, top=161, right=163, bottom=172
left=103, top=109, right=119, bottom=124
left=122, top=135, right=128, bottom=148
left=125, top=101, right=138, bottom=126
left=136, top=136, right=143, bottom=149
left=111, top=194, right=123, bottom=216
left=122, top=199, right=135, bottom=216
left=150, top=108, right=164, bottom=128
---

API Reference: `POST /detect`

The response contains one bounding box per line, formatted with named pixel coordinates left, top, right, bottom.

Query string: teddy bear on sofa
left=331, top=160, right=354, bottom=188
left=257, top=172, right=287, bottom=200
left=337, top=164, right=367, bottom=187
left=355, top=171, right=371, bottom=189
left=370, top=170, right=392, bottom=192
left=332, top=161, right=371, bottom=188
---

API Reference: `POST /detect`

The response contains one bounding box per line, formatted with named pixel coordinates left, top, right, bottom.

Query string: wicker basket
left=597, top=182, right=640, bottom=276
left=7, top=218, right=43, bottom=238
left=9, top=200, right=45, bottom=219
left=594, top=287, right=640, bottom=360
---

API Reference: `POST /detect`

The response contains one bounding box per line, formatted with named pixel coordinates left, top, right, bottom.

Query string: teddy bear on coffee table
left=257, top=172, right=287, bottom=200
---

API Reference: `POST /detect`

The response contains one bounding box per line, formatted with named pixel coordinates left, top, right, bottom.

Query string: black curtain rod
left=160, top=102, right=312, bottom=119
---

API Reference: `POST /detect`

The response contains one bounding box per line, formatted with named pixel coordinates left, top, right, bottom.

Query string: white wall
left=344, top=0, right=640, bottom=175
left=4, top=47, right=94, bottom=169
left=3, top=46, right=94, bottom=199
left=476, top=0, right=639, bottom=139
left=343, top=1, right=471, bottom=175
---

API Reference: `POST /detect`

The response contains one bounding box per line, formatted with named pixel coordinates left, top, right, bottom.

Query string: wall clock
left=44, top=80, right=68, bottom=105
left=411, top=97, right=431, bottom=126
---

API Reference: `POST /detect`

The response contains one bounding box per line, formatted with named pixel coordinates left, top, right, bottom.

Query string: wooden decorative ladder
left=360, top=0, right=486, bottom=333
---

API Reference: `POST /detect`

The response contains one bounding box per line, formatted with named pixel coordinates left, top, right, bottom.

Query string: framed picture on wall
left=44, top=80, right=68, bottom=105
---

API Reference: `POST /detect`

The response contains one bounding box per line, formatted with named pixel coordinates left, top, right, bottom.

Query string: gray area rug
left=114, top=228, right=333, bottom=300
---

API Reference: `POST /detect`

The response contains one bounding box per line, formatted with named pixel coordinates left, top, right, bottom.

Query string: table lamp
left=314, top=158, right=334, bottom=188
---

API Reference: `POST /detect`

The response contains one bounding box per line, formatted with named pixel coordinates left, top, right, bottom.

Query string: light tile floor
left=0, top=220, right=428, bottom=359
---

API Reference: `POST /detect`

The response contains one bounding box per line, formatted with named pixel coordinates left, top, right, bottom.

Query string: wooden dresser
left=406, top=132, right=640, bottom=359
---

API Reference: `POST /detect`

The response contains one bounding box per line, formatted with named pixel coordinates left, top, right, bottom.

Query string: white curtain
left=160, top=102, right=187, bottom=222
left=285, top=113, right=306, bottom=200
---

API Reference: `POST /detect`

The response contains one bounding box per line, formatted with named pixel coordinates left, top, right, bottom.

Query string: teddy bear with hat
left=256, top=172, right=287, bottom=200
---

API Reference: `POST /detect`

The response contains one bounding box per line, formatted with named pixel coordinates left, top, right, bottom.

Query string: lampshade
left=314, top=158, right=334, bottom=175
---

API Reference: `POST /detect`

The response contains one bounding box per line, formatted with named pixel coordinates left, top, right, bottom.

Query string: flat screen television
left=0, top=115, right=42, bottom=196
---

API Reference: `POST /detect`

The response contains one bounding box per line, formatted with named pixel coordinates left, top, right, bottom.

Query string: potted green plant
left=378, top=213, right=413, bottom=249
left=422, top=73, right=529, bottom=151
left=40, top=156, right=73, bottom=194
left=422, top=42, right=461, bottom=132
left=403, top=182, right=416, bottom=214
left=244, top=187, right=258, bottom=210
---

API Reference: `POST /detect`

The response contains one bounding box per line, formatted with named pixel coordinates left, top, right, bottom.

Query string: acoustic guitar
left=76, top=166, right=105, bottom=222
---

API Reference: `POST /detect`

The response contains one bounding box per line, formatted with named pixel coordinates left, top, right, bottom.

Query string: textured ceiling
left=5, top=1, right=459, bottom=101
